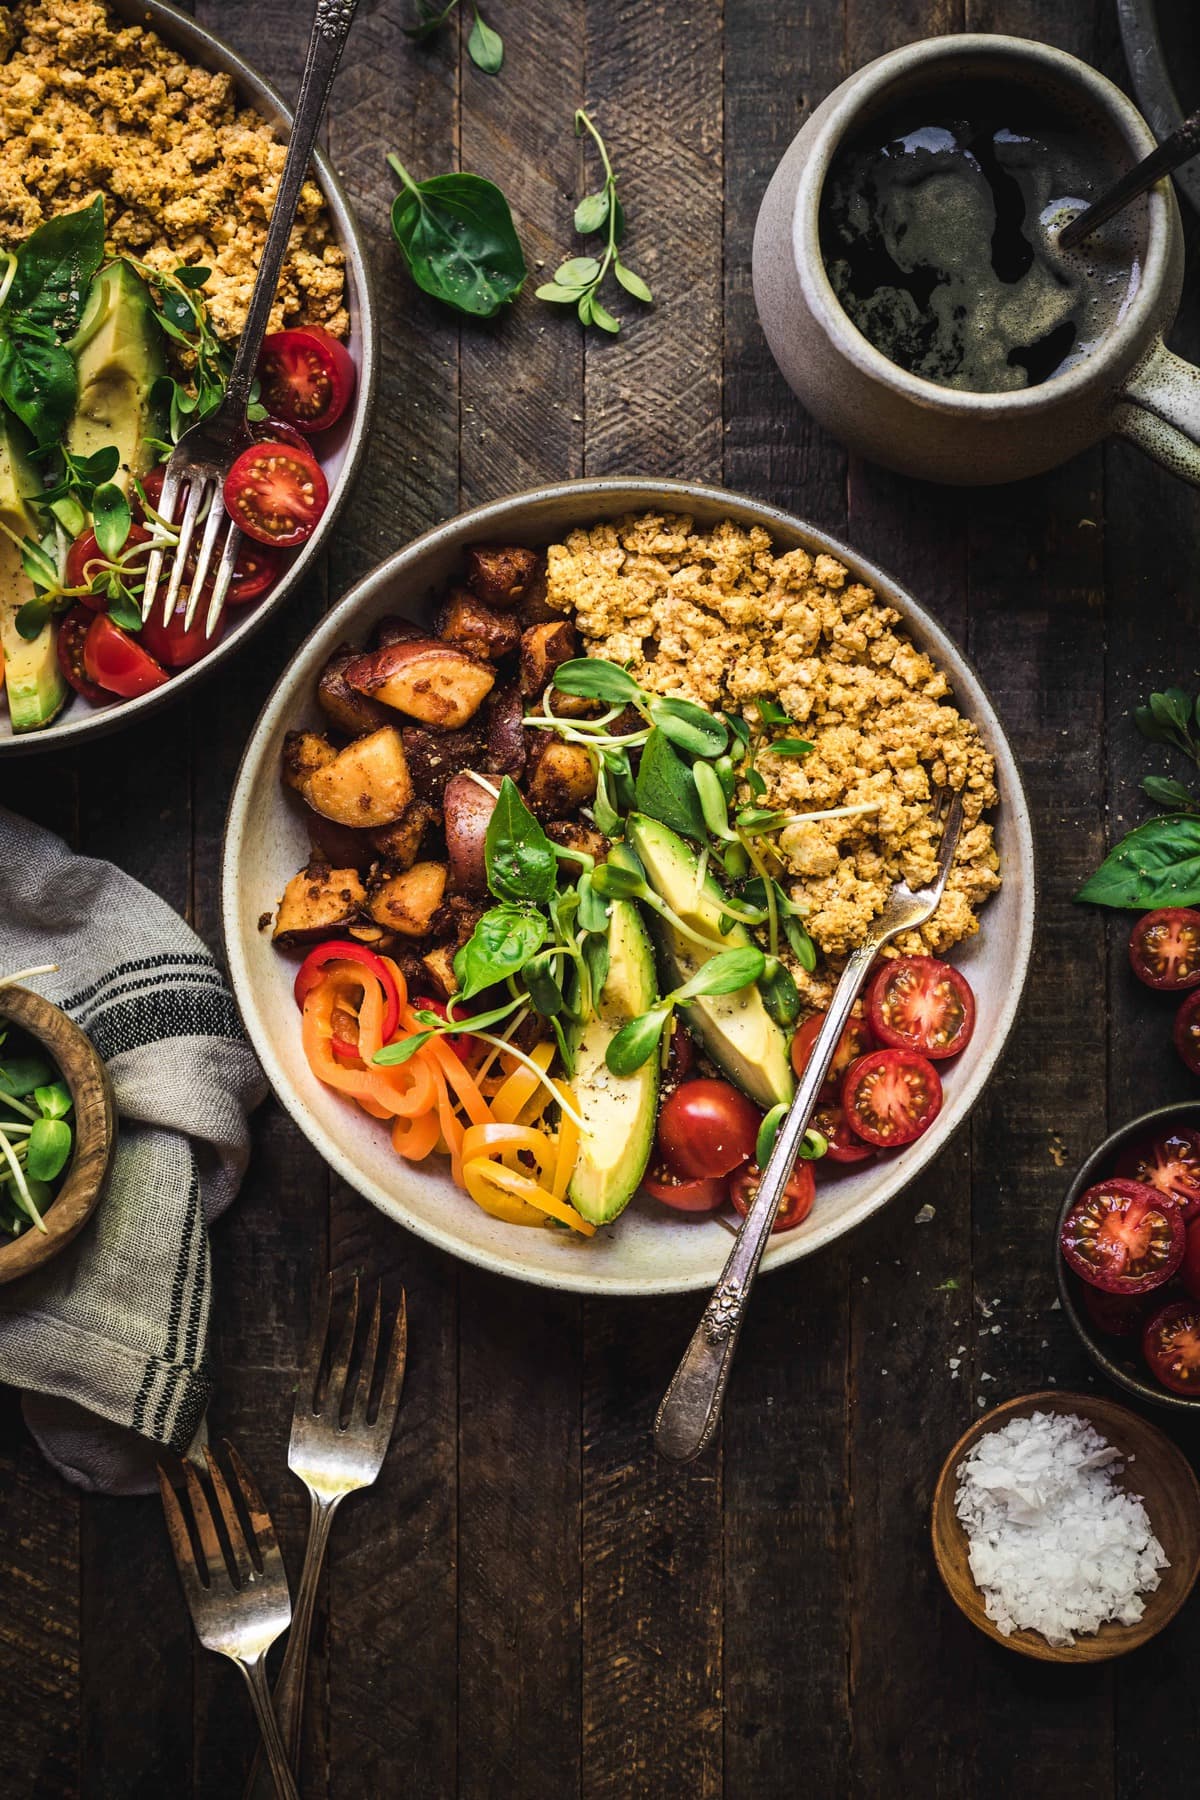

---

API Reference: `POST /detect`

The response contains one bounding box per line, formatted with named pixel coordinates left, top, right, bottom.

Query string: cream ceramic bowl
left=221, top=480, right=1036, bottom=1296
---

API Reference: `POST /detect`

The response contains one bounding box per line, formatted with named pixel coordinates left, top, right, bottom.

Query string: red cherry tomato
left=257, top=325, right=356, bottom=435
left=867, top=955, right=976, bottom=1059
left=642, top=1165, right=728, bottom=1213
left=140, top=599, right=223, bottom=670
left=1175, top=990, right=1200, bottom=1078
left=223, top=441, right=328, bottom=547
left=729, top=1160, right=816, bottom=1232
left=790, top=1010, right=874, bottom=1095
left=1060, top=1178, right=1185, bottom=1295
left=134, top=465, right=166, bottom=519
left=132, top=470, right=283, bottom=603
left=809, top=1096, right=875, bottom=1164
left=1128, top=908, right=1200, bottom=991
left=1142, top=1297, right=1200, bottom=1395
left=661, top=1021, right=695, bottom=1091
left=82, top=614, right=169, bottom=699
left=655, top=1077, right=761, bottom=1180
left=1181, top=1218, right=1200, bottom=1302
left=1078, top=1283, right=1151, bottom=1339
left=56, top=605, right=108, bottom=703
left=66, top=522, right=152, bottom=606
left=842, top=1049, right=942, bottom=1148
left=252, top=415, right=312, bottom=454
left=1115, top=1129, right=1200, bottom=1225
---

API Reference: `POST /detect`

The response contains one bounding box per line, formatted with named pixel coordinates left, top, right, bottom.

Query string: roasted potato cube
left=464, top=544, right=539, bottom=609
left=443, top=771, right=499, bottom=897
left=273, top=862, right=366, bottom=946
left=369, top=801, right=435, bottom=871
left=306, top=814, right=376, bottom=871
left=306, top=727, right=414, bottom=828
left=516, top=557, right=560, bottom=628
left=347, top=920, right=395, bottom=948
left=434, top=588, right=522, bottom=662
left=401, top=723, right=488, bottom=804
left=545, top=819, right=609, bottom=863
left=420, top=943, right=460, bottom=1000
left=483, top=680, right=527, bottom=778
left=344, top=639, right=496, bottom=729
left=520, top=620, right=577, bottom=698
left=283, top=730, right=337, bottom=793
left=432, top=895, right=486, bottom=947
left=368, top=861, right=449, bottom=937
left=316, top=647, right=394, bottom=738
left=524, top=741, right=596, bottom=817
left=373, top=615, right=425, bottom=649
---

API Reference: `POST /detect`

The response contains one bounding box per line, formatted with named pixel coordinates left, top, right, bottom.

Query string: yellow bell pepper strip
left=461, top=1121, right=593, bottom=1236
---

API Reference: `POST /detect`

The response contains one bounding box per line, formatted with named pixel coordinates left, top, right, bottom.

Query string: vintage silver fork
left=140, top=0, right=360, bottom=640
left=242, top=1278, right=408, bottom=1797
left=158, top=1442, right=299, bottom=1800
left=655, top=786, right=966, bottom=1463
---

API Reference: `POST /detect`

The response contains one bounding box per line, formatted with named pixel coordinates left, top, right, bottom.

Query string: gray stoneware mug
left=753, top=34, right=1200, bottom=487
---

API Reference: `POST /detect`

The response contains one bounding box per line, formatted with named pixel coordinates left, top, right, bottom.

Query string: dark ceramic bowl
left=1056, top=1101, right=1200, bottom=1414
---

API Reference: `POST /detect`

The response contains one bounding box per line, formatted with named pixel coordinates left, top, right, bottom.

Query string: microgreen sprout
left=0, top=1005, right=73, bottom=1238
left=604, top=945, right=768, bottom=1076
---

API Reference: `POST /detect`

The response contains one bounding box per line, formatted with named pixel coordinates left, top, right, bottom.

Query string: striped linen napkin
left=0, top=806, right=265, bottom=1493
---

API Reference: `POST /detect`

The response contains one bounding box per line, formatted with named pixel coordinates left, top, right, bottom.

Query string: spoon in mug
left=1058, top=106, right=1200, bottom=251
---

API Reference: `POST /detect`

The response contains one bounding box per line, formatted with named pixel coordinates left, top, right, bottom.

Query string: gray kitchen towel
left=0, top=806, right=266, bottom=1492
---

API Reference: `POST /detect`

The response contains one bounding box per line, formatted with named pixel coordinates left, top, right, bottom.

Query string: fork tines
left=299, top=1276, right=408, bottom=1436
left=158, top=1439, right=287, bottom=1626
left=140, top=468, right=241, bottom=640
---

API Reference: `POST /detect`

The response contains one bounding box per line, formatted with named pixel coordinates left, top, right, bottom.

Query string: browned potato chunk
left=484, top=681, right=527, bottom=777
left=347, top=921, right=395, bottom=948
left=516, top=557, right=559, bottom=628
left=306, top=727, right=414, bottom=828
left=368, top=862, right=449, bottom=937
left=401, top=723, right=488, bottom=804
left=306, top=815, right=377, bottom=871
left=434, top=895, right=486, bottom=947
left=443, top=771, right=498, bottom=897
left=465, top=544, right=539, bottom=609
left=435, top=588, right=522, bottom=662
left=273, top=862, right=366, bottom=946
left=283, top=730, right=337, bottom=794
left=420, top=943, right=460, bottom=1000
left=373, top=615, right=425, bottom=649
left=520, top=620, right=577, bottom=698
left=369, top=802, right=435, bottom=871
left=524, top=741, right=596, bottom=817
left=317, top=647, right=394, bottom=738
left=546, top=819, right=609, bottom=863
left=344, top=639, right=496, bottom=729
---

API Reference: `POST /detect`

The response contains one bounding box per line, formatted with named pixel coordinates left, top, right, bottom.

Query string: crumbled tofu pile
left=954, top=1411, right=1167, bottom=1647
left=0, top=0, right=347, bottom=342
left=545, top=512, right=1000, bottom=1001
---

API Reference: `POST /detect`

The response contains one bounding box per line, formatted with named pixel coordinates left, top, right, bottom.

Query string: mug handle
left=1114, top=338, right=1200, bottom=485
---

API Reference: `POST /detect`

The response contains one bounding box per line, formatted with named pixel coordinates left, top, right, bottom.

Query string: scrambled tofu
left=0, top=0, right=347, bottom=342
left=546, top=512, right=1001, bottom=1004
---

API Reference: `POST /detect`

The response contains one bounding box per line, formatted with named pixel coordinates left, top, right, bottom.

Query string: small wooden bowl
left=931, top=1391, right=1200, bottom=1662
left=0, top=986, right=116, bottom=1284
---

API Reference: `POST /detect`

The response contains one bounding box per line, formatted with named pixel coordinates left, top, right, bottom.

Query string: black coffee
left=819, top=83, right=1142, bottom=392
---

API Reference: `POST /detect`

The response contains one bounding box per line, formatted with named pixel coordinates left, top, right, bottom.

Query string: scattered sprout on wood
left=405, top=0, right=504, bottom=71
left=536, top=110, right=653, bottom=333
left=387, top=153, right=526, bottom=318
left=1135, top=686, right=1200, bottom=812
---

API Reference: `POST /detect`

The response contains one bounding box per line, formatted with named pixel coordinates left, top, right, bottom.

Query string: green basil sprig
left=1076, top=814, right=1200, bottom=910
left=387, top=154, right=525, bottom=318
left=454, top=902, right=547, bottom=1000
left=485, top=777, right=556, bottom=903
left=634, top=728, right=705, bottom=840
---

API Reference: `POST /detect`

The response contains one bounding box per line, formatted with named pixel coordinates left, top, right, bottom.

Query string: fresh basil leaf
left=535, top=282, right=585, bottom=304
left=6, top=198, right=104, bottom=335
left=0, top=329, right=77, bottom=444
left=1135, top=704, right=1173, bottom=746
left=671, top=945, right=766, bottom=1004
left=553, top=657, right=641, bottom=705
left=15, top=595, right=51, bottom=641
left=174, top=265, right=212, bottom=289
left=605, top=1007, right=669, bottom=1077
left=467, top=8, right=503, bottom=72
left=613, top=262, right=652, bottom=303
left=485, top=776, right=556, bottom=904
left=388, top=155, right=525, bottom=318
left=454, top=903, right=547, bottom=1001
left=1076, top=814, right=1200, bottom=909
left=373, top=1030, right=435, bottom=1067
left=756, top=1103, right=788, bottom=1170
left=0, top=1056, right=53, bottom=1098
left=523, top=950, right=564, bottom=1017
left=92, top=482, right=131, bottom=560
left=556, top=257, right=601, bottom=286
left=33, top=1083, right=72, bottom=1120
left=634, top=728, right=705, bottom=840
left=574, top=190, right=609, bottom=235
left=648, top=696, right=729, bottom=758
left=769, top=738, right=814, bottom=759
left=577, top=291, right=594, bottom=326
left=1143, top=775, right=1195, bottom=809
left=26, top=1116, right=72, bottom=1183
left=760, top=960, right=801, bottom=1027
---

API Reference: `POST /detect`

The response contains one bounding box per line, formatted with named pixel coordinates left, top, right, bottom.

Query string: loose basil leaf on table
left=634, top=727, right=706, bottom=840
left=466, top=7, right=503, bottom=72
left=484, top=776, right=556, bottom=904
left=1076, top=813, right=1200, bottom=908
left=453, top=903, right=547, bottom=1001
left=1143, top=776, right=1195, bottom=809
left=387, top=154, right=525, bottom=318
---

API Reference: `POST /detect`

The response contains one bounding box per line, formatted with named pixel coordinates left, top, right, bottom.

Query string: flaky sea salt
left=954, top=1412, right=1168, bottom=1647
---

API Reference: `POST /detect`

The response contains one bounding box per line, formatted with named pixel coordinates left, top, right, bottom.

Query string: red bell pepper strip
left=293, top=941, right=401, bottom=1045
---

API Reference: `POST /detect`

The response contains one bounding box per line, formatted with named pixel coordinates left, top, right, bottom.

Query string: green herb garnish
left=536, top=110, right=653, bottom=333
left=386, top=153, right=526, bottom=318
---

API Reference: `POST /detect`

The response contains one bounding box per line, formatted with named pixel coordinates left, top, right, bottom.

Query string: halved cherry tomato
left=1078, top=1283, right=1151, bottom=1339
left=134, top=469, right=284, bottom=603
left=867, top=956, right=975, bottom=1059
left=1175, top=990, right=1200, bottom=1078
left=141, top=599, right=223, bottom=669
left=1129, top=908, right=1200, bottom=991
left=790, top=1010, right=874, bottom=1094
left=729, top=1160, right=815, bottom=1232
left=842, top=1049, right=942, bottom=1148
left=66, top=522, right=152, bottom=606
left=82, top=614, right=169, bottom=698
left=56, top=605, right=108, bottom=703
left=655, top=1077, right=761, bottom=1180
left=1060, top=1178, right=1185, bottom=1295
left=223, top=441, right=328, bottom=548
left=809, top=1096, right=875, bottom=1164
left=1115, top=1129, right=1200, bottom=1224
left=642, top=1165, right=728, bottom=1213
left=1142, top=1297, right=1200, bottom=1394
left=1181, top=1218, right=1200, bottom=1302
left=661, top=1021, right=695, bottom=1091
left=253, top=415, right=312, bottom=454
left=294, top=940, right=401, bottom=1045
left=257, top=325, right=356, bottom=434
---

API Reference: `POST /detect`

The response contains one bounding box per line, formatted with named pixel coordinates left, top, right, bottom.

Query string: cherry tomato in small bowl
left=83, top=615, right=169, bottom=699
left=56, top=605, right=108, bottom=704
left=1115, top=1128, right=1200, bottom=1225
left=842, top=1048, right=942, bottom=1148
left=867, top=955, right=975, bottom=1059
left=223, top=440, right=328, bottom=548
left=1078, top=1284, right=1152, bottom=1339
left=1175, top=991, right=1200, bottom=1078
left=1060, top=1178, right=1184, bottom=1296
left=1142, top=1298, right=1200, bottom=1395
left=257, top=325, right=356, bottom=435
left=1129, top=908, right=1200, bottom=991
left=655, top=1078, right=761, bottom=1181
left=790, top=1010, right=874, bottom=1095
left=729, top=1160, right=815, bottom=1232
left=642, top=1165, right=728, bottom=1214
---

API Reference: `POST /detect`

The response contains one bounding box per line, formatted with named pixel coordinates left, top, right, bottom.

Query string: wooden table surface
left=4, top=0, right=1200, bottom=1794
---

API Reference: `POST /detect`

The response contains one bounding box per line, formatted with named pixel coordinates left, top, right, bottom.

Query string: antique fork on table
left=241, top=1278, right=408, bottom=1799
left=140, top=0, right=360, bottom=641
left=158, top=1443, right=299, bottom=1800
left=655, top=787, right=966, bottom=1463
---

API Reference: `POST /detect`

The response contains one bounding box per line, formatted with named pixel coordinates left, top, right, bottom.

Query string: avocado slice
left=67, top=261, right=165, bottom=490
left=0, top=408, right=66, bottom=732
left=567, top=897, right=660, bottom=1225
left=627, top=813, right=796, bottom=1111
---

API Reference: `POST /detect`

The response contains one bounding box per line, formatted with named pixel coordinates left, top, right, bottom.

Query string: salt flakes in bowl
left=954, top=1411, right=1169, bottom=1648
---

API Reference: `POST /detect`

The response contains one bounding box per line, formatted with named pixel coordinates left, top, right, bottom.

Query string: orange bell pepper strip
left=461, top=1121, right=593, bottom=1235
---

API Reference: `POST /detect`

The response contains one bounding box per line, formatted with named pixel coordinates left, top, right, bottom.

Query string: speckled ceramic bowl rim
left=0, top=0, right=378, bottom=756
left=221, top=477, right=1037, bottom=1296
left=1056, top=1100, right=1200, bottom=1412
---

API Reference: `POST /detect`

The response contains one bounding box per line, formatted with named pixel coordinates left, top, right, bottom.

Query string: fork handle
left=654, top=937, right=880, bottom=1463
left=237, top=1655, right=302, bottom=1800
left=224, top=0, right=361, bottom=411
